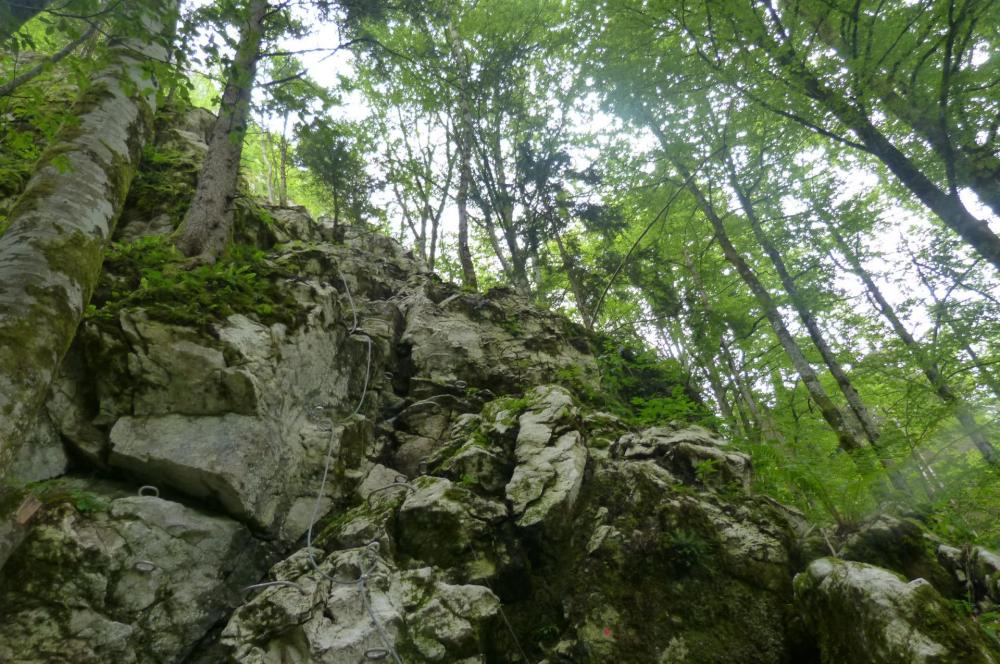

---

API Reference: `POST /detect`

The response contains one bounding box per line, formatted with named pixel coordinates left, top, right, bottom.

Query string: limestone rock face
left=840, top=514, right=963, bottom=599
left=0, top=482, right=266, bottom=664
left=220, top=547, right=500, bottom=663
left=3, top=133, right=998, bottom=663
left=612, top=424, right=752, bottom=491
left=794, top=558, right=998, bottom=664
left=400, top=287, right=600, bottom=396
left=505, top=385, right=587, bottom=530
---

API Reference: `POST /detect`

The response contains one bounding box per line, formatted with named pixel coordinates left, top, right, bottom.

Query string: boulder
left=841, top=514, right=962, bottom=599
left=0, top=484, right=265, bottom=664
left=222, top=546, right=499, bottom=663
left=108, top=414, right=284, bottom=529
left=794, top=557, right=999, bottom=664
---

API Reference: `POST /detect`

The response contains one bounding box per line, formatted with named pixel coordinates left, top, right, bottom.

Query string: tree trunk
left=428, top=213, right=439, bottom=272
left=682, top=247, right=782, bottom=443
left=278, top=114, right=288, bottom=206
left=260, top=130, right=276, bottom=203
left=554, top=231, right=593, bottom=329
left=0, top=0, right=52, bottom=41
left=725, top=156, right=883, bottom=450
left=763, top=30, right=1000, bottom=272
left=0, top=22, right=98, bottom=97
left=446, top=19, right=478, bottom=290
left=672, top=159, right=866, bottom=455
left=175, top=0, right=268, bottom=262
left=829, top=223, right=998, bottom=465
left=0, top=0, right=175, bottom=479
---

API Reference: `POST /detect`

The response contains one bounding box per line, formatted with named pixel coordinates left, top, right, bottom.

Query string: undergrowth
left=553, top=337, right=716, bottom=429
left=87, top=235, right=304, bottom=330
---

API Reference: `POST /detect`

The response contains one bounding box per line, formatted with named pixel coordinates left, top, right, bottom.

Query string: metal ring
left=454, top=380, right=468, bottom=390
left=133, top=560, right=157, bottom=573
left=137, top=485, right=159, bottom=498
left=393, top=475, right=407, bottom=484
left=383, top=372, right=393, bottom=381
left=365, top=648, right=389, bottom=660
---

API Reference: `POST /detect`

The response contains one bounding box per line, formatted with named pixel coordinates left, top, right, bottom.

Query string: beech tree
left=0, top=0, right=177, bottom=478
left=668, top=0, right=1000, bottom=271
left=174, top=0, right=270, bottom=262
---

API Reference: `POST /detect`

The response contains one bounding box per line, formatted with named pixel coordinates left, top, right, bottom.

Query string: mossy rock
left=87, top=237, right=306, bottom=332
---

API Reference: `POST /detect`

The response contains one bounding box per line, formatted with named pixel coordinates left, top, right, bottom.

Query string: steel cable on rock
left=299, top=267, right=403, bottom=664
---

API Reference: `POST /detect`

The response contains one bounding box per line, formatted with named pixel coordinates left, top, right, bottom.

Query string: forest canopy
left=1, top=0, right=999, bottom=542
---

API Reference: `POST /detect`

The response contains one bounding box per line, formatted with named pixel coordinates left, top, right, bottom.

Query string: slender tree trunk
left=829, top=224, right=998, bottom=465
left=278, top=113, right=288, bottom=206
left=428, top=214, right=439, bottom=272
left=683, top=247, right=782, bottom=442
left=0, top=0, right=52, bottom=41
left=0, top=0, right=175, bottom=479
left=496, top=176, right=530, bottom=296
left=763, top=32, right=1000, bottom=272
left=0, top=22, right=98, bottom=97
left=725, top=156, right=883, bottom=450
left=553, top=231, right=593, bottom=329
left=260, top=131, right=275, bottom=203
left=446, top=19, right=478, bottom=290
left=702, top=348, right=737, bottom=428
left=673, top=160, right=865, bottom=455
left=175, top=0, right=268, bottom=262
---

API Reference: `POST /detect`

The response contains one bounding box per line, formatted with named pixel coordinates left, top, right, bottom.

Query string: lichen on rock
left=2, top=109, right=999, bottom=663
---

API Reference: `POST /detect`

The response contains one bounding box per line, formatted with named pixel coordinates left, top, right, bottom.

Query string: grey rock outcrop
left=794, top=557, right=998, bottom=664
left=0, top=481, right=266, bottom=664
left=2, top=133, right=997, bottom=663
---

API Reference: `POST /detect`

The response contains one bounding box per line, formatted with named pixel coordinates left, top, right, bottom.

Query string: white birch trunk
left=0, top=2, right=176, bottom=479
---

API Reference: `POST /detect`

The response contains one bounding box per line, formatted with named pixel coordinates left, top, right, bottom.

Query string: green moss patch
left=86, top=236, right=305, bottom=331
left=120, top=143, right=200, bottom=229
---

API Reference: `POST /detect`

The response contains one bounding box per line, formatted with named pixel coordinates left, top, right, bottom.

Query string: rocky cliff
left=0, top=108, right=998, bottom=664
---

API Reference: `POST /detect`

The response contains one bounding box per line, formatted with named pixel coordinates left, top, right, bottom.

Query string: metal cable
left=297, top=266, right=401, bottom=663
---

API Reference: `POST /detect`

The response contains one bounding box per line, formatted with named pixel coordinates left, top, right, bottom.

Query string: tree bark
left=0, top=0, right=175, bottom=479
left=260, top=130, right=276, bottom=203
left=446, top=19, right=478, bottom=290
left=724, top=155, right=883, bottom=450
left=553, top=231, right=593, bottom=329
left=278, top=114, right=288, bottom=206
left=671, top=158, right=866, bottom=455
left=175, top=0, right=268, bottom=262
left=829, top=223, right=998, bottom=465
left=760, top=23, right=1000, bottom=272
left=0, top=0, right=52, bottom=41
